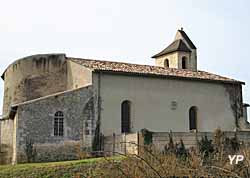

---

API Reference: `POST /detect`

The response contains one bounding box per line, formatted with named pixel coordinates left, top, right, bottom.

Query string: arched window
left=182, top=57, right=187, bottom=69
left=164, top=59, right=169, bottom=68
left=121, top=100, right=131, bottom=133
left=54, top=111, right=64, bottom=136
left=189, top=106, right=197, bottom=131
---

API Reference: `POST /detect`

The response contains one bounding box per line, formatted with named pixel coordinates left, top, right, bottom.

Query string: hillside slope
left=0, top=157, right=121, bottom=178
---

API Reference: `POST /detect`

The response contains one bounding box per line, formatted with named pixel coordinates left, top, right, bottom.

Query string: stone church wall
left=96, top=73, right=239, bottom=135
left=2, top=54, right=68, bottom=115
left=0, top=119, right=14, bottom=164
left=13, top=85, right=96, bottom=163
left=2, top=55, right=93, bottom=116
left=67, top=60, right=93, bottom=90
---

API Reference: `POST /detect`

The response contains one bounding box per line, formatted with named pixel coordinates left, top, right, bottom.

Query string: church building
left=0, top=29, right=249, bottom=164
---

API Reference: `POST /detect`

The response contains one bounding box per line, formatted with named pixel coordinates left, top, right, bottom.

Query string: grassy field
left=0, top=157, right=122, bottom=178
left=0, top=128, right=248, bottom=178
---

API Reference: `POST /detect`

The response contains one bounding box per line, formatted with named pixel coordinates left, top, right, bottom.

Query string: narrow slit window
left=121, top=100, right=131, bottom=133
left=189, top=106, right=197, bottom=131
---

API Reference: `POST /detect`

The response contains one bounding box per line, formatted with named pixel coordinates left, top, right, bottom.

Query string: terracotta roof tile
left=69, top=58, right=243, bottom=84
left=152, top=39, right=191, bottom=58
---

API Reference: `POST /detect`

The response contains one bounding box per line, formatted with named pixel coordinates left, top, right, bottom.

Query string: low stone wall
left=17, top=141, right=81, bottom=163
left=103, top=133, right=139, bottom=156
left=35, top=141, right=80, bottom=162
left=152, top=131, right=250, bottom=152
left=103, top=131, right=250, bottom=155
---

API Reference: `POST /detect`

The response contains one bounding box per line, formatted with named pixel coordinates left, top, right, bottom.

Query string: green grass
left=0, top=156, right=123, bottom=178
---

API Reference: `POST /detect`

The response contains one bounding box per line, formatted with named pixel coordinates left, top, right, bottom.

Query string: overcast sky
left=0, top=0, right=250, bottom=116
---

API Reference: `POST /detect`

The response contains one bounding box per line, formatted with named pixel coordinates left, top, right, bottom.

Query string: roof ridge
left=69, top=57, right=198, bottom=72
left=69, top=57, right=149, bottom=66
left=69, top=57, right=244, bottom=84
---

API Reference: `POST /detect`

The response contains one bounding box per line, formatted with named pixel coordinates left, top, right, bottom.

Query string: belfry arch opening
left=164, top=59, right=169, bottom=68
left=182, top=57, right=187, bottom=69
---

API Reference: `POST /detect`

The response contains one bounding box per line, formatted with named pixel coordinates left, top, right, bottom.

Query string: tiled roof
left=178, top=29, right=197, bottom=49
left=69, top=58, right=244, bottom=84
left=152, top=39, right=191, bottom=58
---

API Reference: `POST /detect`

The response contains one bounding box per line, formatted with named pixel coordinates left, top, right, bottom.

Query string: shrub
left=164, top=131, right=175, bottom=154
left=198, top=135, right=214, bottom=158
left=230, top=132, right=240, bottom=152
left=176, top=139, right=188, bottom=160
left=24, top=138, right=37, bottom=163
left=75, top=143, right=91, bottom=159
left=141, top=129, right=153, bottom=145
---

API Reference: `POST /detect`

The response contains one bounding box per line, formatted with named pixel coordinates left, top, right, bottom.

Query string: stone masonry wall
left=14, top=85, right=96, bottom=163
left=103, top=133, right=139, bottom=156
left=0, top=119, right=14, bottom=164
left=67, top=60, right=92, bottom=90
left=2, top=54, right=68, bottom=115
left=152, top=131, right=250, bottom=151
left=104, top=131, right=250, bottom=156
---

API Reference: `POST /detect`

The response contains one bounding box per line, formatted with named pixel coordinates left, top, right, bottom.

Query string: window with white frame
left=54, top=111, right=64, bottom=136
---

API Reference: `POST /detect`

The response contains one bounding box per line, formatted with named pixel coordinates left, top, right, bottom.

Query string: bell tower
left=152, top=28, right=197, bottom=71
